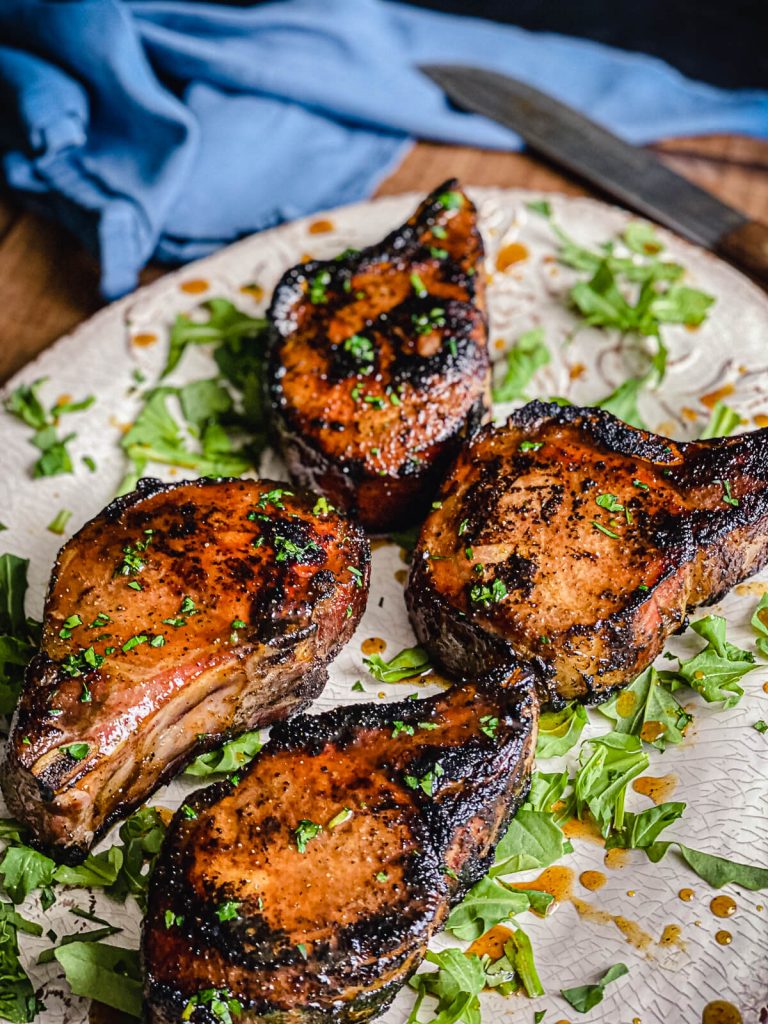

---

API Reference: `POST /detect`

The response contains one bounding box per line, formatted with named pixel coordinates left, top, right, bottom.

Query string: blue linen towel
left=1, top=0, right=766, bottom=299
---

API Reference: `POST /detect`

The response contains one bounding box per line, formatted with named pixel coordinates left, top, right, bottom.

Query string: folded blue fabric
left=1, top=0, right=766, bottom=298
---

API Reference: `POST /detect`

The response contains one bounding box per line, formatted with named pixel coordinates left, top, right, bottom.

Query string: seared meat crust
left=1, top=477, right=369, bottom=862
left=267, top=180, right=490, bottom=532
left=143, top=666, right=536, bottom=1024
left=407, top=401, right=768, bottom=704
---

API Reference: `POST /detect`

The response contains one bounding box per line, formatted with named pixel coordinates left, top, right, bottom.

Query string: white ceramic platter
left=1, top=188, right=768, bottom=1024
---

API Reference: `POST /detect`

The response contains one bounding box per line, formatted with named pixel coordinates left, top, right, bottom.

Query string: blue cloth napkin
left=1, top=0, right=767, bottom=299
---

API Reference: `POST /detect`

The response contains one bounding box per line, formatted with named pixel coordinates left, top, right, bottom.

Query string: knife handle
left=715, top=221, right=768, bottom=289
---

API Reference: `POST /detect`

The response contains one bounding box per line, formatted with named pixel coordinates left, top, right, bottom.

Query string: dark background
left=222, top=0, right=767, bottom=90
left=404, top=0, right=767, bottom=89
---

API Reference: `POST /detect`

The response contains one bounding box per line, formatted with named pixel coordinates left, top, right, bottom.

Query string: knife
left=420, top=64, right=768, bottom=287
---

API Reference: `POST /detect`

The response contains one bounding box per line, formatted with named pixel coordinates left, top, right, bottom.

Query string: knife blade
left=421, top=64, right=768, bottom=286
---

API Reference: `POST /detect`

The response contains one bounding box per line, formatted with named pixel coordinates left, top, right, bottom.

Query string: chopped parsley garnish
left=60, top=743, right=89, bottom=761
left=375, top=871, right=389, bottom=882
left=404, top=762, right=444, bottom=797
left=592, top=520, right=619, bottom=539
left=347, top=566, right=364, bottom=588
left=180, top=596, right=197, bottom=616
left=309, top=270, right=332, bottom=304
left=4, top=378, right=95, bottom=478
left=273, top=533, right=322, bottom=563
left=519, top=440, right=543, bottom=452
left=719, top=479, right=739, bottom=507
left=410, top=272, right=427, bottom=297
left=431, top=224, right=448, bottom=239
left=392, top=721, right=415, bottom=738
left=436, top=190, right=464, bottom=210
left=256, top=489, right=292, bottom=511
left=411, top=307, right=446, bottom=335
left=164, top=910, right=184, bottom=929
left=595, top=492, right=624, bottom=512
left=149, top=635, right=165, bottom=648
left=351, top=680, right=365, bottom=692
left=363, top=395, right=386, bottom=410
left=181, top=804, right=198, bottom=820
left=754, top=720, right=768, bottom=734
left=343, top=334, right=375, bottom=367
left=469, top=578, right=508, bottom=607
left=58, top=614, right=83, bottom=640
left=114, top=530, right=154, bottom=577
left=327, top=807, right=353, bottom=829
left=121, top=635, right=148, bottom=654
left=312, top=496, right=335, bottom=515
left=294, top=819, right=323, bottom=853
left=429, top=246, right=448, bottom=260
left=215, top=902, right=240, bottom=922
left=181, top=988, right=242, bottom=1024
left=60, top=646, right=104, bottom=677
left=47, top=509, right=72, bottom=536
left=479, top=715, right=499, bottom=739
left=633, top=478, right=650, bottom=491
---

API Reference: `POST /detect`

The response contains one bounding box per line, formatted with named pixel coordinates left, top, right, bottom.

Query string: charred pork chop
left=407, top=400, right=768, bottom=705
left=143, top=665, right=536, bottom=1024
left=1, top=478, right=369, bottom=862
left=268, top=180, right=490, bottom=532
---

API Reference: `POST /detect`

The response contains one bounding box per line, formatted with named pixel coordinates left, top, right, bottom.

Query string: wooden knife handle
left=715, top=220, right=768, bottom=289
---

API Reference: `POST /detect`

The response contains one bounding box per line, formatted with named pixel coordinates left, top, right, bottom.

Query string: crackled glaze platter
left=2, top=188, right=768, bottom=1023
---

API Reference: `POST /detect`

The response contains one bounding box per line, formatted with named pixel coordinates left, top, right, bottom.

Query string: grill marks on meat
left=1, top=478, right=369, bottom=862
left=143, top=666, right=536, bottom=1024
left=268, top=180, right=490, bottom=532
left=407, top=400, right=768, bottom=704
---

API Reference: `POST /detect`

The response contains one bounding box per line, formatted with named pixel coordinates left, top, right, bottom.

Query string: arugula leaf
left=185, top=730, right=262, bottom=777
left=573, top=733, right=649, bottom=836
left=561, top=963, right=628, bottom=1013
left=54, top=845, right=123, bottom=889
left=444, top=877, right=547, bottom=941
left=120, top=385, right=251, bottom=493
left=594, top=376, right=648, bottom=429
left=163, top=298, right=267, bottom=379
left=751, top=593, right=768, bottom=658
left=504, top=926, right=544, bottom=998
left=4, top=379, right=94, bottom=479
left=0, top=910, right=43, bottom=1022
left=408, top=949, right=486, bottom=1024
left=526, top=771, right=569, bottom=813
left=55, top=942, right=142, bottom=1018
left=492, top=329, right=550, bottom=403
left=623, top=222, right=664, bottom=256
left=0, top=845, right=56, bottom=904
left=106, top=806, right=167, bottom=908
left=673, top=615, right=755, bottom=708
left=604, top=801, right=686, bottom=851
left=364, top=646, right=431, bottom=683
left=491, top=808, right=571, bottom=876
left=699, top=401, right=742, bottom=440
left=598, top=667, right=692, bottom=750
left=121, top=299, right=270, bottom=492
left=0, top=555, right=41, bottom=717
left=0, top=904, right=41, bottom=937
left=37, top=924, right=122, bottom=964
left=535, top=703, right=587, bottom=758
left=645, top=842, right=768, bottom=890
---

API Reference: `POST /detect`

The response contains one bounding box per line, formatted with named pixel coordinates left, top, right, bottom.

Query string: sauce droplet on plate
left=604, top=847, right=631, bottom=870
left=496, top=242, right=529, bottom=270
left=632, top=774, right=678, bottom=804
left=710, top=895, right=737, bottom=918
left=679, top=887, right=695, bottom=902
left=179, top=278, right=209, bottom=294
left=639, top=720, right=666, bottom=743
left=361, top=637, right=386, bottom=656
left=715, top=929, right=732, bottom=945
left=700, top=383, right=734, bottom=409
left=308, top=219, right=335, bottom=234
left=394, top=569, right=408, bottom=585
left=132, top=332, right=157, bottom=347
left=466, top=924, right=513, bottom=960
left=659, top=923, right=683, bottom=948
left=702, top=1001, right=741, bottom=1024
left=579, top=870, right=606, bottom=892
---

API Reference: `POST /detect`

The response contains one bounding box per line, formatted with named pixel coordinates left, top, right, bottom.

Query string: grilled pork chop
left=143, top=665, right=536, bottom=1024
left=267, top=180, right=490, bottom=532
left=407, top=400, right=768, bottom=705
left=1, top=478, right=369, bottom=862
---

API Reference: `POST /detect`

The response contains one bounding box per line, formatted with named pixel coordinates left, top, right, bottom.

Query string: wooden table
left=2, top=134, right=767, bottom=385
